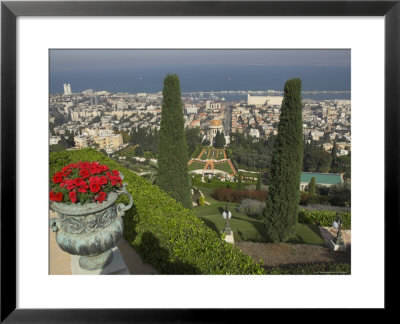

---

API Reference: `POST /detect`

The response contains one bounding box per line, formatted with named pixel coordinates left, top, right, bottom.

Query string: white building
left=206, top=119, right=224, bottom=143
left=206, top=101, right=221, bottom=111
left=49, top=136, right=61, bottom=145
left=249, top=128, right=260, bottom=138
left=247, top=94, right=267, bottom=106
left=74, top=135, right=89, bottom=149
left=82, top=89, right=94, bottom=96
left=185, top=105, right=198, bottom=114
left=266, top=96, right=284, bottom=106
left=63, top=83, right=72, bottom=95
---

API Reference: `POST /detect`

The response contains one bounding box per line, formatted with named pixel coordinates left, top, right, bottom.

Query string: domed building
left=206, top=119, right=224, bottom=144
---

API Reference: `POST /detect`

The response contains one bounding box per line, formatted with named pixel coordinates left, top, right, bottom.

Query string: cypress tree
left=263, top=78, right=303, bottom=242
left=309, top=176, right=316, bottom=195
left=331, top=140, right=338, bottom=169
left=215, top=130, right=226, bottom=148
left=156, top=74, right=192, bottom=209
left=256, top=173, right=261, bottom=191
left=237, top=172, right=243, bottom=191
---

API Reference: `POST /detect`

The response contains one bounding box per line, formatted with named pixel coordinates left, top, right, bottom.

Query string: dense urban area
left=50, top=85, right=351, bottom=181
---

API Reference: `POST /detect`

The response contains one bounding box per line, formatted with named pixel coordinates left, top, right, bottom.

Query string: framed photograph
left=1, top=0, right=397, bottom=321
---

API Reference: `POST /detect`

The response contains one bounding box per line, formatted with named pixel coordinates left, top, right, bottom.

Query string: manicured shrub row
left=50, top=149, right=265, bottom=274
left=298, top=209, right=351, bottom=229
left=191, top=176, right=237, bottom=189
left=198, top=196, right=205, bottom=207
left=263, top=262, right=351, bottom=275
left=300, top=192, right=330, bottom=206
left=212, top=187, right=268, bottom=203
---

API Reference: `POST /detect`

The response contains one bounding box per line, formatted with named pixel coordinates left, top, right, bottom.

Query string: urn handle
left=49, top=218, right=62, bottom=232
left=116, top=183, right=133, bottom=217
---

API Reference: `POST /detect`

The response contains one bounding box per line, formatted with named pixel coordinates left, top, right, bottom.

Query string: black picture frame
left=1, top=0, right=398, bottom=321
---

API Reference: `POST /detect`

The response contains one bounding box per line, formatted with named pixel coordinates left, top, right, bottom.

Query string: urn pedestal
left=50, top=184, right=133, bottom=271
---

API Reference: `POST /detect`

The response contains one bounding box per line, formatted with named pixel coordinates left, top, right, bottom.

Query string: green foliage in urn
left=156, top=74, right=193, bottom=210
left=50, top=149, right=265, bottom=274
left=263, top=78, right=304, bottom=242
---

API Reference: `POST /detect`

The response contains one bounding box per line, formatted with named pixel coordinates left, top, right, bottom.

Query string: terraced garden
left=213, top=161, right=234, bottom=173
left=188, top=161, right=206, bottom=171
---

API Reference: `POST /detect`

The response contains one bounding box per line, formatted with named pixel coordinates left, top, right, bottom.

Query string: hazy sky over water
left=50, top=49, right=350, bottom=72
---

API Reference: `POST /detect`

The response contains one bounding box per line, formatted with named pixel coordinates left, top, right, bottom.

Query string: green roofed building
left=300, top=172, right=343, bottom=190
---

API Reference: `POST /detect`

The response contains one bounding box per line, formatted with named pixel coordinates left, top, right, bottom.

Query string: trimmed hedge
left=263, top=262, right=351, bottom=275
left=50, top=148, right=265, bottom=274
left=298, top=209, right=351, bottom=229
left=198, top=196, right=205, bottom=207
left=299, top=192, right=330, bottom=206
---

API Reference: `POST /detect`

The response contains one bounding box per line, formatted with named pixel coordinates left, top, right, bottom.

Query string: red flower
left=68, top=191, right=76, bottom=204
left=52, top=172, right=64, bottom=184
left=90, top=184, right=101, bottom=193
left=69, top=191, right=77, bottom=203
left=65, top=180, right=76, bottom=190
left=50, top=162, right=115, bottom=204
left=50, top=191, right=63, bottom=202
left=90, top=162, right=102, bottom=175
left=78, top=161, right=90, bottom=170
left=106, top=171, right=122, bottom=186
left=77, top=180, right=89, bottom=193
left=110, top=176, right=121, bottom=186
left=79, top=169, right=90, bottom=179
left=89, top=177, right=102, bottom=193
left=95, top=191, right=107, bottom=203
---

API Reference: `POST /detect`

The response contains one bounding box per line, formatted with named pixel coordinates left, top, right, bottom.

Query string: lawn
left=194, top=199, right=325, bottom=244
left=188, top=161, right=206, bottom=171
left=214, top=161, right=234, bottom=174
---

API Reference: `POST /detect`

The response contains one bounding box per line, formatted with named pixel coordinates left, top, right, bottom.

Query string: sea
left=50, top=65, right=351, bottom=100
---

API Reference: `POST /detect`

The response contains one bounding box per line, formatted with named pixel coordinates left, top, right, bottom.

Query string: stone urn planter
left=49, top=183, right=133, bottom=271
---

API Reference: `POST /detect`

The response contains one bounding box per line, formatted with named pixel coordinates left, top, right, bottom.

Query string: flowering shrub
left=237, top=199, right=266, bottom=217
left=49, top=161, right=122, bottom=204
left=211, top=187, right=267, bottom=203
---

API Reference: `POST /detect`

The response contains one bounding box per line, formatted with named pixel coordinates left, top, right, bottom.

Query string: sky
left=50, top=49, right=350, bottom=72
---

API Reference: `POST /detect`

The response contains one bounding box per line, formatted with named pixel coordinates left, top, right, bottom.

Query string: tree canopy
left=263, top=78, right=303, bottom=242
left=156, top=74, right=193, bottom=210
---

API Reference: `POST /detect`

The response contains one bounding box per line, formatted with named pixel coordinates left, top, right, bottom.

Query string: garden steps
left=197, top=148, right=206, bottom=159
left=203, top=160, right=214, bottom=170
left=227, top=159, right=237, bottom=175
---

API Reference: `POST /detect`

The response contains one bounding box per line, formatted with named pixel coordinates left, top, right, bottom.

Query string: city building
left=93, top=133, right=123, bottom=150
left=63, top=83, right=72, bottom=95
left=206, top=119, right=224, bottom=143
left=74, top=135, right=90, bottom=149
left=49, top=136, right=61, bottom=145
